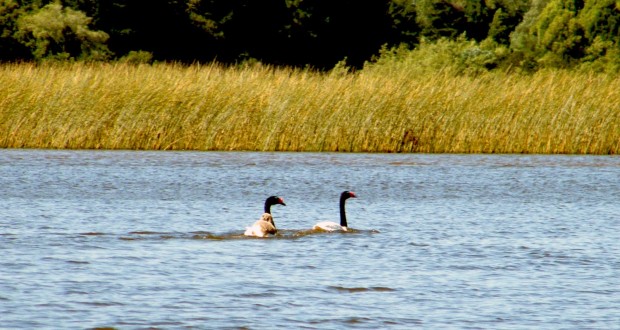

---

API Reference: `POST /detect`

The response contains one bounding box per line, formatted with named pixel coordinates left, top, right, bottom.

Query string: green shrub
left=119, top=50, right=153, bottom=64
left=14, top=3, right=111, bottom=61
left=365, top=35, right=508, bottom=76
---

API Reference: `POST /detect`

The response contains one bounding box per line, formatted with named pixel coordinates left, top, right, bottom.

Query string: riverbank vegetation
left=1, top=60, right=618, bottom=154
left=1, top=1, right=620, bottom=153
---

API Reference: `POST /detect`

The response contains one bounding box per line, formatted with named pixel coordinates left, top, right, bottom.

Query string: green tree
left=579, top=0, right=620, bottom=42
left=486, top=1, right=530, bottom=45
left=534, top=0, right=586, bottom=66
left=0, top=0, right=30, bottom=60
left=510, top=0, right=620, bottom=70
left=576, top=0, right=620, bottom=71
left=510, top=0, right=551, bottom=67
left=414, top=0, right=527, bottom=44
left=15, top=2, right=111, bottom=60
left=415, top=0, right=467, bottom=39
left=387, top=0, right=420, bottom=47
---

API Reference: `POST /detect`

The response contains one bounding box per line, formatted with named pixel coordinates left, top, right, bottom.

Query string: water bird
left=312, top=191, right=356, bottom=232
left=244, top=196, right=286, bottom=237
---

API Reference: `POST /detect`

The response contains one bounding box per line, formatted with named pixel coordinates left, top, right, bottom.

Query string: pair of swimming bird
left=243, top=191, right=356, bottom=237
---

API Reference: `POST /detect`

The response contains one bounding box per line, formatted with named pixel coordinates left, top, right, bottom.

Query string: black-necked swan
left=244, top=196, right=286, bottom=237
left=312, top=191, right=356, bottom=232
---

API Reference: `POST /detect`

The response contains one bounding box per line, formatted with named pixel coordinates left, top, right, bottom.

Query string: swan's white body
left=244, top=213, right=277, bottom=237
left=312, top=221, right=348, bottom=232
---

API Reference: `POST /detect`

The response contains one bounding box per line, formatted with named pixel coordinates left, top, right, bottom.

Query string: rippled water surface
left=1, top=150, right=619, bottom=329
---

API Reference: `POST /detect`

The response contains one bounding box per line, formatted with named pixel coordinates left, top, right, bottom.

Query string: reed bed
left=0, top=62, right=618, bottom=153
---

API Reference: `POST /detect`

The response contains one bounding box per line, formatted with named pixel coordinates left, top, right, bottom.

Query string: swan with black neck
left=312, top=191, right=356, bottom=232
left=244, top=196, right=286, bottom=237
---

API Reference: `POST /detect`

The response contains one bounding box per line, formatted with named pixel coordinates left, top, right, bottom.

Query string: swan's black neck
left=339, top=194, right=348, bottom=228
left=264, top=200, right=273, bottom=214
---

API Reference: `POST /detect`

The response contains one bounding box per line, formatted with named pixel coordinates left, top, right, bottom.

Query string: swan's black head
left=267, top=196, right=286, bottom=206
left=264, top=195, right=286, bottom=213
left=341, top=191, right=356, bottom=200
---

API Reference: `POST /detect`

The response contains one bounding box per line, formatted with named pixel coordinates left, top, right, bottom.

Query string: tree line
left=1, top=0, right=619, bottom=71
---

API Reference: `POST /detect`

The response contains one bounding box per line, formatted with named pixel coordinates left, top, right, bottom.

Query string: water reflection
left=77, top=228, right=380, bottom=241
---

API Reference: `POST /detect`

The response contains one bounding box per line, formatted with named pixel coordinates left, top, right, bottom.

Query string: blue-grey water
left=1, top=150, right=619, bottom=329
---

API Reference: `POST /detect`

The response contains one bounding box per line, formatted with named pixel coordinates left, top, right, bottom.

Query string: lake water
left=1, top=150, right=619, bottom=329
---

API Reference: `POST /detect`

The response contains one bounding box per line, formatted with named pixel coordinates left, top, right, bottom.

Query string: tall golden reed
left=0, top=62, right=618, bottom=153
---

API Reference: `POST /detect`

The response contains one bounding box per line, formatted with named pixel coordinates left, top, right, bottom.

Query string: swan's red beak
left=349, top=192, right=356, bottom=198
left=278, top=198, right=286, bottom=206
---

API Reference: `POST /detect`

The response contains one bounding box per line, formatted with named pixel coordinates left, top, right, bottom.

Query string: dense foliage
left=1, top=0, right=620, bottom=71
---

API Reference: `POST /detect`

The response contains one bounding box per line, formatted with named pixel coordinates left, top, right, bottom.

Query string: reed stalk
left=1, top=62, right=618, bottom=154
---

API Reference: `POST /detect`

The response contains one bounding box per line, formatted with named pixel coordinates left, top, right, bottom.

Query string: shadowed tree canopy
left=1, top=0, right=620, bottom=71
left=186, top=0, right=394, bottom=68
left=283, top=0, right=393, bottom=68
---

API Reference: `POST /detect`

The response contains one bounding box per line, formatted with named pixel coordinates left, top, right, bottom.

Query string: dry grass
left=1, top=62, right=618, bottom=153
